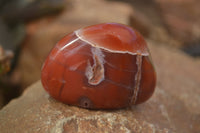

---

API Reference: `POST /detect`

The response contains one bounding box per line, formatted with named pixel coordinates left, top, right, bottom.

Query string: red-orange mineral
left=41, top=23, right=156, bottom=109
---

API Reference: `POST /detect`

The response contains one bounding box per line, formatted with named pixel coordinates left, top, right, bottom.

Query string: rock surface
left=155, top=0, right=200, bottom=46
left=0, top=0, right=65, bottom=22
left=0, top=41, right=200, bottom=133
left=0, top=90, right=3, bottom=108
left=0, top=81, right=173, bottom=133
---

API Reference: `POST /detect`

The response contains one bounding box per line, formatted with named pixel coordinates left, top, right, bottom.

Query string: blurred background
left=0, top=0, right=199, bottom=109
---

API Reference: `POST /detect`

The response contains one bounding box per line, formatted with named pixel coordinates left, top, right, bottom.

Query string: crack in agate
left=104, top=78, right=132, bottom=90
left=75, top=30, right=149, bottom=56
left=104, top=60, right=137, bottom=73
left=131, top=55, right=142, bottom=104
left=85, top=47, right=105, bottom=85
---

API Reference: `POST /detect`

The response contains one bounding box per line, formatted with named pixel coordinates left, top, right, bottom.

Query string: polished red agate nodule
left=41, top=23, right=156, bottom=109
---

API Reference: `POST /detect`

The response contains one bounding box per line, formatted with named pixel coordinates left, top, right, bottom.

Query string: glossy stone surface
left=41, top=23, right=156, bottom=109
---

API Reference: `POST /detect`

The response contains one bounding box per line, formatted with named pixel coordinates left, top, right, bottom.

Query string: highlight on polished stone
left=41, top=23, right=156, bottom=109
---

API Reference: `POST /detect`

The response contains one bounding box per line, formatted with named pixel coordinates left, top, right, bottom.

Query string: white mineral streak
left=85, top=47, right=105, bottom=85
left=132, top=55, right=142, bottom=104
left=75, top=29, right=149, bottom=56
left=85, top=61, right=93, bottom=80
left=63, top=42, right=86, bottom=58
left=51, top=37, right=80, bottom=60
left=60, top=38, right=79, bottom=51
